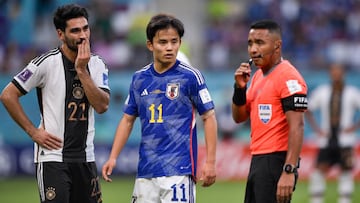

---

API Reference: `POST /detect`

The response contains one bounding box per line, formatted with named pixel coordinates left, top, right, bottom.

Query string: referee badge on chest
left=166, top=83, right=180, bottom=100
left=258, top=104, right=272, bottom=124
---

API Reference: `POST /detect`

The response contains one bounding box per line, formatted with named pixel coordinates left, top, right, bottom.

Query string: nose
left=79, top=30, right=87, bottom=39
left=165, top=42, right=174, bottom=50
left=248, top=44, right=258, bottom=53
left=79, top=27, right=90, bottom=39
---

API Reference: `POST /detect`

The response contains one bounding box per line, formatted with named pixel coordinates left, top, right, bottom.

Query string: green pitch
left=0, top=176, right=359, bottom=202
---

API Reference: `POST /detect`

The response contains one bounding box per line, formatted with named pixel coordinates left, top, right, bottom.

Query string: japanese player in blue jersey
left=102, top=13, right=218, bottom=203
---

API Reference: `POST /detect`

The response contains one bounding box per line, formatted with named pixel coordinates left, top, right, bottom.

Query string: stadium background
left=0, top=0, right=360, bottom=201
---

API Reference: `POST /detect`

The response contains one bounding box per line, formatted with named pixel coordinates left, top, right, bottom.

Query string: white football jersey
left=308, top=84, right=360, bottom=147
left=12, top=47, right=110, bottom=163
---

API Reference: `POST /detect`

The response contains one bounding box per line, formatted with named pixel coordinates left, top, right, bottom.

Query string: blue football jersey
left=124, top=60, right=215, bottom=179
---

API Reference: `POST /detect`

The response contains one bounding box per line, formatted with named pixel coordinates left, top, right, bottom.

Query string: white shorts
left=131, top=175, right=196, bottom=203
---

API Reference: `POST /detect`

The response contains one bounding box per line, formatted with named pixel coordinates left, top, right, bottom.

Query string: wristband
left=232, top=83, right=247, bottom=106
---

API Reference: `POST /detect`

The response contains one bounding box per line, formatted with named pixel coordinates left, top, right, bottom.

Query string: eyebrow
left=69, top=24, right=89, bottom=32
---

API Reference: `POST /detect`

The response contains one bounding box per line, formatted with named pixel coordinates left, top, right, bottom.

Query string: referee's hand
left=276, top=172, right=295, bottom=203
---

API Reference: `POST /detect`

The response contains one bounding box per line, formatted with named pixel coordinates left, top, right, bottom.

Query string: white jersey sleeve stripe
left=32, top=48, right=60, bottom=66
left=179, top=63, right=205, bottom=85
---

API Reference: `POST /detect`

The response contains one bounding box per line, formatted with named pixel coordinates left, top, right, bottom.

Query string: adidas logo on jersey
left=141, top=89, right=148, bottom=96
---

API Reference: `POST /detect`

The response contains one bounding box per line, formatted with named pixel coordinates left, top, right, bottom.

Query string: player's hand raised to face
left=75, top=38, right=90, bottom=72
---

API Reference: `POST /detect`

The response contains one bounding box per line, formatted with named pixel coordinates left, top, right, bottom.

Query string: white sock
left=338, top=196, right=351, bottom=203
left=311, top=197, right=323, bottom=203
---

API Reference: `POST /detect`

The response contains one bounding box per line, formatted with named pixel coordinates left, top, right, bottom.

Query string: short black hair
left=146, top=13, right=184, bottom=42
left=53, top=4, right=88, bottom=31
left=250, top=19, right=282, bottom=37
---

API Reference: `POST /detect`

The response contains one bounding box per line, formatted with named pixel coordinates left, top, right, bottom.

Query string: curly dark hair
left=53, top=4, right=88, bottom=31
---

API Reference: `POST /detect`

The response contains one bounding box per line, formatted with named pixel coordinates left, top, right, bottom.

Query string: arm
left=232, top=102, right=249, bottom=123
left=232, top=62, right=251, bottom=123
left=0, top=83, right=62, bottom=150
left=277, top=110, right=304, bottom=202
left=75, top=38, right=110, bottom=114
left=199, top=109, right=217, bottom=187
left=305, top=87, right=326, bottom=136
left=284, top=110, right=304, bottom=169
left=343, top=120, right=360, bottom=133
left=344, top=89, right=360, bottom=133
left=305, top=110, right=325, bottom=136
left=102, top=113, right=136, bottom=182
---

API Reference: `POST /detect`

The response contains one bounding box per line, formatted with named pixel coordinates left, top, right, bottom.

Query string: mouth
left=164, top=54, right=174, bottom=59
left=252, top=55, right=262, bottom=59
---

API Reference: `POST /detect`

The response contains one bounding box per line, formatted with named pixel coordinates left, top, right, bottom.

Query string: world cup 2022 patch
left=17, top=68, right=33, bottom=83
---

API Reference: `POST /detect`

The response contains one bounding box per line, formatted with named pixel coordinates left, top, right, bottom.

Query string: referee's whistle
left=243, top=59, right=252, bottom=77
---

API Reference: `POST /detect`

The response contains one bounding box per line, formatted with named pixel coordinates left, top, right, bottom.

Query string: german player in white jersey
left=102, top=13, right=218, bottom=203
left=306, top=63, right=360, bottom=203
left=0, top=4, right=110, bottom=203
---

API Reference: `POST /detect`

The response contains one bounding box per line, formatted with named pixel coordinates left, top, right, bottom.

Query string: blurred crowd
left=205, top=0, right=360, bottom=71
left=1, top=0, right=360, bottom=74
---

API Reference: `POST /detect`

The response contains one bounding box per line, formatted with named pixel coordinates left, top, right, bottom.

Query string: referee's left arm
left=284, top=110, right=304, bottom=169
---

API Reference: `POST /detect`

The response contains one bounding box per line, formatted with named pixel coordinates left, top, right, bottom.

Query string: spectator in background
left=102, top=13, right=218, bottom=203
left=0, top=4, right=110, bottom=203
left=232, top=19, right=308, bottom=203
left=306, top=63, right=360, bottom=203
left=2, top=0, right=360, bottom=73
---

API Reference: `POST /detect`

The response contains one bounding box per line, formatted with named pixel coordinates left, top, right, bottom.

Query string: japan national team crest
left=258, top=104, right=272, bottom=124
left=166, top=83, right=180, bottom=100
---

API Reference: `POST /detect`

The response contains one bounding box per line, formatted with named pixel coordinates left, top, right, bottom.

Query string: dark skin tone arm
left=232, top=61, right=251, bottom=123
left=276, top=110, right=304, bottom=203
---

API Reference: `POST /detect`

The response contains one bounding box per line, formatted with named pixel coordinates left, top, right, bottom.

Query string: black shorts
left=244, top=151, right=298, bottom=203
left=317, top=147, right=354, bottom=170
left=35, top=162, right=102, bottom=203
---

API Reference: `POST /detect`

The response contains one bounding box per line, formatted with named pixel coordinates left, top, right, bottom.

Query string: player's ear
left=56, top=29, right=64, bottom=41
left=146, top=40, right=153, bottom=51
left=274, top=40, right=282, bottom=50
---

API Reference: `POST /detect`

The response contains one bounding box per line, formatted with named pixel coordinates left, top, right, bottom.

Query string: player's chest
left=135, top=77, right=190, bottom=101
left=248, top=76, right=279, bottom=102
